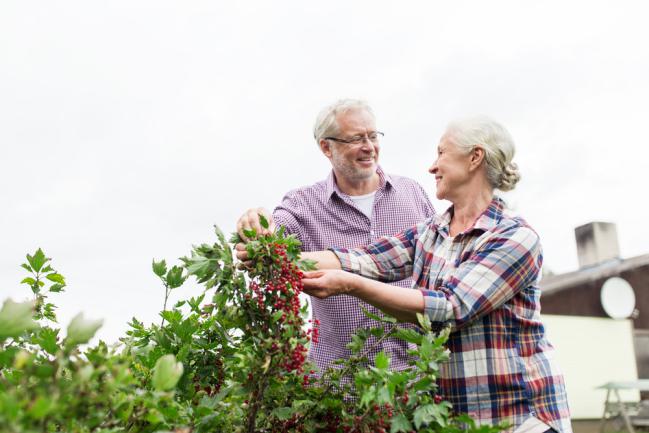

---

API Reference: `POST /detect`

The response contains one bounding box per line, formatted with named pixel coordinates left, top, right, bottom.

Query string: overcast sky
left=2, top=0, right=648, bottom=343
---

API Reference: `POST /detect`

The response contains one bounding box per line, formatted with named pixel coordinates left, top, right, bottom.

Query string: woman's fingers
left=302, top=270, right=324, bottom=279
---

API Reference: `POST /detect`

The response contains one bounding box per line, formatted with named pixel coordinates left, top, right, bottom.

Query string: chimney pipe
left=574, top=222, right=620, bottom=268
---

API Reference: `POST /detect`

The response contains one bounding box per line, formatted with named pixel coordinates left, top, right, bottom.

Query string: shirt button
left=370, top=230, right=375, bottom=236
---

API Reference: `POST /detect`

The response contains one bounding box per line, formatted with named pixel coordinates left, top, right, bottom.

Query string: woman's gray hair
left=446, top=116, right=521, bottom=192
left=313, top=99, right=375, bottom=144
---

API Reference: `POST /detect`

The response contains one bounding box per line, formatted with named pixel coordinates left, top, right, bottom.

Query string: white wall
left=542, top=315, right=639, bottom=419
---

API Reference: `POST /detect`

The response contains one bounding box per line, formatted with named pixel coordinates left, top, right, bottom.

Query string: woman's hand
left=302, top=270, right=359, bottom=299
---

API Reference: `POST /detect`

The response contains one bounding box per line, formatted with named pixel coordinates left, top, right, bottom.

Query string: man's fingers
left=236, top=261, right=254, bottom=270
left=237, top=207, right=276, bottom=241
left=235, top=243, right=249, bottom=261
left=236, top=216, right=253, bottom=242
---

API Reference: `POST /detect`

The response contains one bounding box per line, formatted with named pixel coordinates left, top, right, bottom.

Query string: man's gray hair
left=446, top=116, right=521, bottom=192
left=313, top=99, right=375, bottom=144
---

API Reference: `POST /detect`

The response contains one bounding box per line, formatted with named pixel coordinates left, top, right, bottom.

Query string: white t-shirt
left=347, top=191, right=376, bottom=219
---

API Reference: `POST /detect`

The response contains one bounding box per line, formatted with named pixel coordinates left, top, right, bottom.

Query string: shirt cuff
left=419, top=288, right=452, bottom=324
left=331, top=248, right=359, bottom=273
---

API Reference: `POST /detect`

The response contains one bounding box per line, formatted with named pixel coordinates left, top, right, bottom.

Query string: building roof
left=540, top=253, right=649, bottom=295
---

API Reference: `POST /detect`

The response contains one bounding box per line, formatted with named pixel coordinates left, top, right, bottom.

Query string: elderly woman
left=300, top=117, right=572, bottom=433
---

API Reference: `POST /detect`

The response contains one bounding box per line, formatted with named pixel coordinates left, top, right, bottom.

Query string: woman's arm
left=333, top=223, right=427, bottom=282
left=302, top=270, right=425, bottom=323
left=301, top=251, right=341, bottom=270
left=422, top=224, right=542, bottom=329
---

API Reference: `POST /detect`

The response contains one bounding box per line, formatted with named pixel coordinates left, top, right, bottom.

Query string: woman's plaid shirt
left=334, top=197, right=572, bottom=433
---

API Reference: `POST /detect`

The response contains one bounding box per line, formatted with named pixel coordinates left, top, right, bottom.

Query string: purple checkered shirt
left=272, top=166, right=434, bottom=374
left=333, top=197, right=572, bottom=433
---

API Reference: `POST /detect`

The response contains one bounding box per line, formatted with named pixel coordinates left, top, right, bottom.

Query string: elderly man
left=236, top=99, right=434, bottom=374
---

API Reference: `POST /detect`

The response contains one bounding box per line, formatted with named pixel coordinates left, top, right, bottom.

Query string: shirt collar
left=325, top=165, right=394, bottom=200
left=433, top=196, right=505, bottom=236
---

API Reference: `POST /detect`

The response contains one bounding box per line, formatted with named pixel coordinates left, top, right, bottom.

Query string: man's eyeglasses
left=324, top=131, right=384, bottom=145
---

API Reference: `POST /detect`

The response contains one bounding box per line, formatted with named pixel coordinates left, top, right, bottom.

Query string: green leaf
left=21, top=263, right=32, bottom=272
left=27, top=249, right=47, bottom=273
left=36, top=327, right=60, bottom=355
left=394, top=327, right=423, bottom=344
left=374, top=351, right=389, bottom=370
left=419, top=337, right=433, bottom=358
left=258, top=213, right=269, bottom=229
left=416, top=312, right=431, bottom=331
left=20, top=277, right=36, bottom=285
left=66, top=313, right=103, bottom=345
left=376, top=386, right=391, bottom=404
left=166, top=266, right=186, bottom=289
left=152, top=354, right=184, bottom=391
left=45, top=273, right=65, bottom=284
left=229, top=232, right=242, bottom=244
left=414, top=402, right=449, bottom=428
left=390, top=413, right=412, bottom=433
left=186, top=257, right=212, bottom=276
left=242, top=228, right=256, bottom=239
left=346, top=333, right=368, bottom=353
left=361, top=305, right=397, bottom=323
left=297, top=258, right=318, bottom=271
left=49, top=283, right=65, bottom=293
left=35, top=363, right=55, bottom=378
left=27, top=395, right=54, bottom=419
left=272, top=310, right=283, bottom=322
left=412, top=376, right=434, bottom=392
left=271, top=406, right=294, bottom=420
left=359, top=388, right=376, bottom=407
left=152, top=259, right=167, bottom=277
left=0, top=299, right=39, bottom=340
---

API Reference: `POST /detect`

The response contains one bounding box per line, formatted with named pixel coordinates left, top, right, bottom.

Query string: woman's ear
left=469, top=146, right=485, bottom=171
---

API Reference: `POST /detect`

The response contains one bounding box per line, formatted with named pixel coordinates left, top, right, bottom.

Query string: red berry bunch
left=242, top=240, right=319, bottom=377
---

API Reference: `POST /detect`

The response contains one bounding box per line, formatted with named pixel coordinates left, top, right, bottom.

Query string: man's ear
left=469, top=146, right=485, bottom=171
left=320, top=139, right=332, bottom=158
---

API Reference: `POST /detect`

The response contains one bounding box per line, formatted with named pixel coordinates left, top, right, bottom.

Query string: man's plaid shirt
left=334, top=197, right=572, bottom=433
left=273, top=167, right=435, bottom=374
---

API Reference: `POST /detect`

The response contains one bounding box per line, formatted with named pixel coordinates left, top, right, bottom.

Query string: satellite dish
left=600, top=277, right=636, bottom=319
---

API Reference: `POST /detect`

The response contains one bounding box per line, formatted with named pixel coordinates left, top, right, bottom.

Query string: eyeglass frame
left=324, top=131, right=384, bottom=145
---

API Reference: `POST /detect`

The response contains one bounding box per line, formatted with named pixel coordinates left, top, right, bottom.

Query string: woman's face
left=428, top=133, right=473, bottom=201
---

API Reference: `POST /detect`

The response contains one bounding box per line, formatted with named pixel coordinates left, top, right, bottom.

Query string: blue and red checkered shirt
left=334, top=197, right=572, bottom=433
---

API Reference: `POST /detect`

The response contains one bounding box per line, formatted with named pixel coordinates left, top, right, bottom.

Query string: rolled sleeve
left=331, top=248, right=359, bottom=273
left=331, top=247, right=385, bottom=280
left=419, top=289, right=453, bottom=324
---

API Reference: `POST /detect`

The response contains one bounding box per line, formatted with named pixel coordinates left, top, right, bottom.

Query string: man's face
left=320, top=109, right=380, bottom=183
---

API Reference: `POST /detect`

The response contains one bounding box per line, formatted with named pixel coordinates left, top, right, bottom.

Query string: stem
left=245, top=370, right=271, bottom=433
left=160, top=283, right=171, bottom=327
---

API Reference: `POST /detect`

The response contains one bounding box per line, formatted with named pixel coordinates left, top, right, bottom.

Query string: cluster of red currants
left=245, top=242, right=320, bottom=377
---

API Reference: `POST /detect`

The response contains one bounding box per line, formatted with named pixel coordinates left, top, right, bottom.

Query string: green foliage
left=0, top=229, right=504, bottom=433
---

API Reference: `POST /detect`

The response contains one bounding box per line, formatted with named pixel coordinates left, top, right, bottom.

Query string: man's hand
left=235, top=242, right=252, bottom=266
left=235, top=208, right=276, bottom=265
left=302, top=270, right=358, bottom=299
left=236, top=207, right=276, bottom=242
